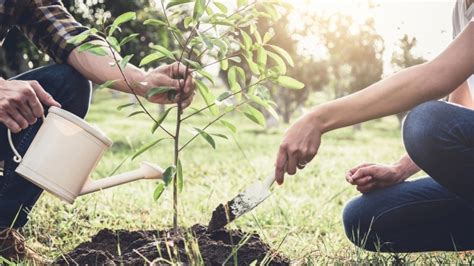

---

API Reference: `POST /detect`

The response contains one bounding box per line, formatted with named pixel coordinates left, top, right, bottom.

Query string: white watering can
left=7, top=106, right=164, bottom=204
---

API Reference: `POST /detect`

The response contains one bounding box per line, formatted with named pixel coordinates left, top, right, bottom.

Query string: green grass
left=20, top=90, right=473, bottom=264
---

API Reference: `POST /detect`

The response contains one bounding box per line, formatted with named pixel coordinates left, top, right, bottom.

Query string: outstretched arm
left=275, top=22, right=473, bottom=184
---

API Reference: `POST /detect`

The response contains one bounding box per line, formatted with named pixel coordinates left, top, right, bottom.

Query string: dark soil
left=208, top=203, right=236, bottom=232
left=54, top=224, right=290, bottom=265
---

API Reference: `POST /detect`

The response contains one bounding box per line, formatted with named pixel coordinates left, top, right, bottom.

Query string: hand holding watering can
left=7, top=106, right=164, bottom=204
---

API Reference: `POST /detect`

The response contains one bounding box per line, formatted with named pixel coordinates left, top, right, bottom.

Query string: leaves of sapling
left=220, top=120, right=237, bottom=133
left=153, top=182, right=165, bottom=201
left=120, top=33, right=139, bottom=46
left=68, top=30, right=91, bottom=45
left=237, top=0, right=248, bottom=8
left=276, top=76, right=305, bottom=90
left=214, top=2, right=228, bottom=13
left=119, top=54, right=133, bottom=70
left=145, top=87, right=176, bottom=99
left=139, top=52, right=165, bottom=67
left=256, top=46, right=267, bottom=67
left=195, top=79, right=218, bottom=115
left=106, top=36, right=120, bottom=52
left=166, top=0, right=194, bottom=9
left=244, top=105, right=266, bottom=127
left=150, top=45, right=175, bottom=59
left=240, top=30, right=252, bottom=50
left=267, top=50, right=286, bottom=74
left=152, top=107, right=175, bottom=134
left=144, top=19, right=167, bottom=27
left=266, top=44, right=294, bottom=67
left=117, top=103, right=135, bottom=111
left=162, top=166, right=176, bottom=186
left=193, top=0, right=206, bottom=21
left=95, top=79, right=119, bottom=90
left=132, top=138, right=169, bottom=160
left=128, top=111, right=145, bottom=117
left=109, top=12, right=136, bottom=36
left=196, top=69, right=215, bottom=85
left=194, top=128, right=216, bottom=149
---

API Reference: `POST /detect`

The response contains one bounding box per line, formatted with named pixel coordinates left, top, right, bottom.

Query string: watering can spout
left=79, top=162, right=164, bottom=196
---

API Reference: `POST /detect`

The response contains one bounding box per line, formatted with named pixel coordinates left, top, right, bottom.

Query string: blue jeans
left=343, top=101, right=474, bottom=252
left=0, top=64, right=91, bottom=228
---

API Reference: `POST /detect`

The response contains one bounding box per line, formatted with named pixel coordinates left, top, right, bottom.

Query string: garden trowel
left=208, top=174, right=276, bottom=232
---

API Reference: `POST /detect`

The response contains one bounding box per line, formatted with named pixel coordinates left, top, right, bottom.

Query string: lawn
left=22, top=90, right=470, bottom=264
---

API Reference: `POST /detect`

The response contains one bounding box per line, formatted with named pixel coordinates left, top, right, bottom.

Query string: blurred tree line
left=0, top=0, right=425, bottom=125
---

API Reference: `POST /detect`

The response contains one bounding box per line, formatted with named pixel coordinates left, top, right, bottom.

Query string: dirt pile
left=54, top=224, right=290, bottom=265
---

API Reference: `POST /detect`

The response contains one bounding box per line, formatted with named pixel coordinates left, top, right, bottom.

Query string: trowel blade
left=207, top=181, right=272, bottom=232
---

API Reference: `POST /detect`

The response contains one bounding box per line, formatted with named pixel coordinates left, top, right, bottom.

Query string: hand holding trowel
left=207, top=173, right=277, bottom=232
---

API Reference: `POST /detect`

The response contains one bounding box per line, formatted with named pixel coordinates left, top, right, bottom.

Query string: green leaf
left=240, top=30, right=252, bottom=50
left=150, top=45, right=174, bottom=59
left=166, top=0, right=193, bottom=9
left=217, top=91, right=231, bottom=102
left=266, top=44, right=294, bottom=67
left=267, top=50, right=286, bottom=74
left=113, top=12, right=136, bottom=27
left=220, top=59, right=229, bottom=71
left=162, top=166, right=176, bottom=186
left=237, top=0, right=248, bottom=8
left=220, top=120, right=237, bottom=133
left=144, top=19, right=167, bottom=27
left=67, top=31, right=91, bottom=45
left=128, top=111, right=144, bottom=117
left=227, top=66, right=241, bottom=93
left=196, top=69, right=215, bottom=85
left=195, top=79, right=218, bottom=115
left=145, top=87, right=176, bottom=99
left=263, top=31, right=274, bottom=44
left=78, top=43, right=102, bottom=53
left=177, top=159, right=183, bottom=192
left=153, top=182, right=165, bottom=201
left=276, top=76, right=305, bottom=89
left=119, top=54, right=133, bottom=70
left=106, top=36, right=120, bottom=52
left=95, top=79, right=118, bottom=90
left=109, top=12, right=136, bottom=36
left=244, top=105, right=266, bottom=127
left=211, top=133, right=228, bottom=139
left=152, top=107, right=175, bottom=134
left=132, top=138, right=168, bottom=160
left=256, top=46, right=267, bottom=67
left=119, top=33, right=139, bottom=46
left=244, top=55, right=259, bottom=75
left=214, top=2, right=228, bottom=13
left=88, top=46, right=109, bottom=56
left=194, top=128, right=216, bottom=149
left=193, top=0, right=206, bottom=21
left=139, top=52, right=165, bottom=67
left=117, top=103, right=135, bottom=111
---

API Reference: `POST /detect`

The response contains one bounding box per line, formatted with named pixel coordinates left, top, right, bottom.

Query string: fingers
left=348, top=163, right=374, bottom=175
left=2, top=114, right=21, bottom=133
left=357, top=183, right=377, bottom=194
left=30, top=81, right=61, bottom=108
left=286, top=150, right=298, bottom=176
left=17, top=105, right=37, bottom=125
left=275, top=145, right=287, bottom=185
left=352, top=175, right=372, bottom=186
left=7, top=108, right=28, bottom=130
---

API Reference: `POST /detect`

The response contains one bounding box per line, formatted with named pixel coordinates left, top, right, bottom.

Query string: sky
left=284, top=0, right=455, bottom=75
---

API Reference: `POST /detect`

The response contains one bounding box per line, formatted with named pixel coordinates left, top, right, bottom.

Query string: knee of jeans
left=342, top=197, right=379, bottom=251
left=55, top=65, right=91, bottom=119
left=402, top=101, right=445, bottom=166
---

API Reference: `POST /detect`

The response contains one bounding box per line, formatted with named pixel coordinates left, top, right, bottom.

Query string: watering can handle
left=7, top=115, right=46, bottom=163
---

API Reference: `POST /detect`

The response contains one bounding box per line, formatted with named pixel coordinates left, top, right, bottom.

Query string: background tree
left=391, top=34, right=426, bottom=125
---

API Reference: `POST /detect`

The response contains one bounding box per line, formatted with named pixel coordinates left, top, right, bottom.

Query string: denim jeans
left=343, top=101, right=474, bottom=252
left=0, top=64, right=91, bottom=228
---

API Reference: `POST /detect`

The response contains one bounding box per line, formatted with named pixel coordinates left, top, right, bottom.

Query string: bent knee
left=343, top=197, right=376, bottom=250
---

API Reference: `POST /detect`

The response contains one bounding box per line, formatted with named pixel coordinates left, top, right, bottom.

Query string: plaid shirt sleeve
left=17, top=0, right=102, bottom=64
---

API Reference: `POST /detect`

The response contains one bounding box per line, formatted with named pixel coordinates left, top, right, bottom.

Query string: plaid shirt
left=0, top=0, right=100, bottom=64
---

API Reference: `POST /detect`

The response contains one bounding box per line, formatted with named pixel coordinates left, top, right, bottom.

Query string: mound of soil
left=54, top=224, right=290, bottom=265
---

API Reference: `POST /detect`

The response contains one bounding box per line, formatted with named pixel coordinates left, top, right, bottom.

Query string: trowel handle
left=263, top=174, right=276, bottom=189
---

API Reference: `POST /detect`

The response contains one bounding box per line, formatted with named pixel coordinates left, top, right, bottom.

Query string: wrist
left=126, top=68, right=148, bottom=97
left=309, top=104, right=332, bottom=134
left=392, top=161, right=412, bottom=181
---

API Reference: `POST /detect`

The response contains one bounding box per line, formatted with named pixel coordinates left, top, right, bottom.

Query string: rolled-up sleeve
left=17, top=0, right=102, bottom=64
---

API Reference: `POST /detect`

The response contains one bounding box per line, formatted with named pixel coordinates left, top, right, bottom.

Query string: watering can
left=7, top=106, right=164, bottom=204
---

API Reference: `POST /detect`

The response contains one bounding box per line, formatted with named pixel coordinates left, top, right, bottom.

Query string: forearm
left=448, top=81, right=473, bottom=108
left=312, top=23, right=473, bottom=133
left=66, top=40, right=147, bottom=96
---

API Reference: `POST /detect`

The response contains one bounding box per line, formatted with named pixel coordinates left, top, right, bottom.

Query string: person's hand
left=0, top=79, right=60, bottom=133
left=141, top=62, right=195, bottom=108
left=346, top=163, right=406, bottom=193
left=275, top=111, right=323, bottom=185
